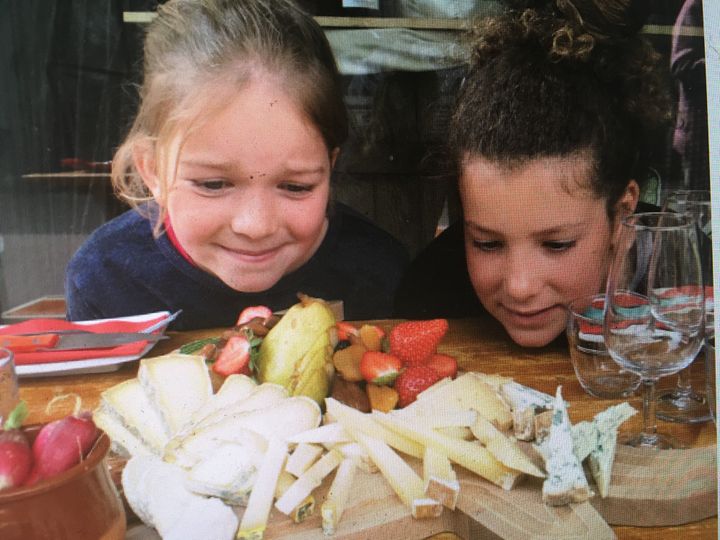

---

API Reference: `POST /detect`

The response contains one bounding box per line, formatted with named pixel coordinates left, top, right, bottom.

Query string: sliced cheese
left=470, top=415, right=545, bottom=478
left=99, top=378, right=169, bottom=453
left=122, top=455, right=237, bottom=540
left=192, top=383, right=288, bottom=429
left=189, top=373, right=257, bottom=425
left=275, top=449, right=342, bottom=515
left=138, top=353, right=212, bottom=436
left=285, top=421, right=351, bottom=445
left=185, top=438, right=267, bottom=504
left=165, top=397, right=320, bottom=466
left=571, top=420, right=599, bottom=463
left=326, top=397, right=424, bottom=459
left=321, top=455, right=360, bottom=535
left=422, top=446, right=459, bottom=510
left=92, top=406, right=154, bottom=458
left=587, top=402, right=637, bottom=498
left=237, top=437, right=288, bottom=539
left=285, top=443, right=323, bottom=477
left=398, top=373, right=512, bottom=430
left=374, top=412, right=522, bottom=490
left=536, top=387, right=591, bottom=506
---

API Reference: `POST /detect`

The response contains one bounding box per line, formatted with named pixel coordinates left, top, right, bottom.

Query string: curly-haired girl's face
left=460, top=155, right=638, bottom=347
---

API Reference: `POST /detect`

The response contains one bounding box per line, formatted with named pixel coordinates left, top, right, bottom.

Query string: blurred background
left=0, top=0, right=709, bottom=320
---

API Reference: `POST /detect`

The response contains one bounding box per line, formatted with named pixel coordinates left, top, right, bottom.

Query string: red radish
left=25, top=410, right=98, bottom=486
left=0, top=401, right=32, bottom=491
left=236, top=305, right=273, bottom=326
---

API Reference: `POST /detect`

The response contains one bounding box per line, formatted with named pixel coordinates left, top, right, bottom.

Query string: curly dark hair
left=450, top=0, right=672, bottom=215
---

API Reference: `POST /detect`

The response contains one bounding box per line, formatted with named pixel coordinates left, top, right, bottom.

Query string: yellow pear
left=257, top=295, right=337, bottom=404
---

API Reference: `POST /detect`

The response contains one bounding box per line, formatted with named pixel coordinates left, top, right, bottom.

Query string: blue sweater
left=66, top=203, right=408, bottom=330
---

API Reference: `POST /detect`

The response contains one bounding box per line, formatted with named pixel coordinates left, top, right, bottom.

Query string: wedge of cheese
left=536, top=387, right=591, bottom=506
left=97, top=378, right=169, bottom=454
left=138, top=353, right=213, bottom=436
left=93, top=407, right=154, bottom=458
left=587, top=402, right=637, bottom=497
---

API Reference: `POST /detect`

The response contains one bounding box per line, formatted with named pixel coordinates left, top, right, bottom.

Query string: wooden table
left=17, top=318, right=717, bottom=539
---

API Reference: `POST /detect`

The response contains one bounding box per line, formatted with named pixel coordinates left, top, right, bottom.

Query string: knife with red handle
left=0, top=332, right=167, bottom=353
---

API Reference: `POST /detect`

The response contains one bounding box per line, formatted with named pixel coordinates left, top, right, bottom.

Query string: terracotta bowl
left=0, top=425, right=126, bottom=540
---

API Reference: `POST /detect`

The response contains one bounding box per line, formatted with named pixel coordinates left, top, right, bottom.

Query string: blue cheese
left=536, top=387, right=591, bottom=506
left=587, top=402, right=637, bottom=498
left=571, top=420, right=598, bottom=462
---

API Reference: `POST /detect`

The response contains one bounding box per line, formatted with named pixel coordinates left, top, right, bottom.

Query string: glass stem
left=641, top=379, right=658, bottom=442
left=675, top=365, right=692, bottom=393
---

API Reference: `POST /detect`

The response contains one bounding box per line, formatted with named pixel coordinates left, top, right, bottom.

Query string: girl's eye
left=192, top=179, right=231, bottom=192
left=280, top=182, right=313, bottom=194
left=472, top=240, right=502, bottom=252
left=544, top=240, right=576, bottom=252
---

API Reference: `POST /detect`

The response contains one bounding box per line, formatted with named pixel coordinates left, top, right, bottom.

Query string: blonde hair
left=112, top=0, right=347, bottom=227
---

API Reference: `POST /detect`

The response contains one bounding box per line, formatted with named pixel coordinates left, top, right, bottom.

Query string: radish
left=25, top=395, right=99, bottom=486
left=0, top=401, right=32, bottom=491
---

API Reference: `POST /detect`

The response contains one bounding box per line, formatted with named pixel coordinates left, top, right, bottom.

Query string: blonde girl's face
left=140, top=75, right=334, bottom=293
left=460, top=155, right=638, bottom=348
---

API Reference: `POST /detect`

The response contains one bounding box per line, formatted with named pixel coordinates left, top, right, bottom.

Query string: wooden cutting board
left=115, top=443, right=716, bottom=539
left=245, top=443, right=717, bottom=539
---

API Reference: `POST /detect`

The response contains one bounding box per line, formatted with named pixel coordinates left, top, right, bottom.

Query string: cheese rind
left=99, top=378, right=169, bottom=453
left=138, top=354, right=213, bottom=436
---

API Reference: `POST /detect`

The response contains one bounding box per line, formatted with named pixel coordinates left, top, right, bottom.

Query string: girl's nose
left=230, top=192, right=278, bottom=239
left=504, top=249, right=540, bottom=302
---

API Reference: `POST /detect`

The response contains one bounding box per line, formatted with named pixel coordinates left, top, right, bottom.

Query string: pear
left=257, top=295, right=337, bottom=404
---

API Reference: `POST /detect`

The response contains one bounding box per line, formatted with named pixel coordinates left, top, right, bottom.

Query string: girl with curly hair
left=395, top=0, right=672, bottom=347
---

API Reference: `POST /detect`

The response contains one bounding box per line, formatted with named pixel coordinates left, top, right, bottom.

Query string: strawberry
left=423, top=353, right=458, bottom=379
left=360, top=351, right=402, bottom=386
left=213, top=335, right=252, bottom=376
left=236, top=305, right=273, bottom=326
left=394, top=366, right=442, bottom=408
left=336, top=321, right=360, bottom=341
left=389, top=319, right=449, bottom=366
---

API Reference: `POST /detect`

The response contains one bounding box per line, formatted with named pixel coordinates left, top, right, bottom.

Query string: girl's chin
left=505, top=326, right=562, bottom=348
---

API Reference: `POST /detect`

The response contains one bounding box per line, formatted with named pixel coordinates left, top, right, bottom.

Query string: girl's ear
left=133, top=140, right=162, bottom=200
left=329, top=147, right=340, bottom=169
left=615, top=180, right=640, bottom=220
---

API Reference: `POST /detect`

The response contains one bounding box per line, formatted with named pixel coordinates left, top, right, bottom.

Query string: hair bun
left=556, top=0, right=651, bottom=41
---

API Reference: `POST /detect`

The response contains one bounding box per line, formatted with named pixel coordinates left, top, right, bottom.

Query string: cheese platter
left=80, top=297, right=716, bottom=540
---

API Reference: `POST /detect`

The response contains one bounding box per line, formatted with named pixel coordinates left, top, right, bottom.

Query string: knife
left=0, top=332, right=168, bottom=353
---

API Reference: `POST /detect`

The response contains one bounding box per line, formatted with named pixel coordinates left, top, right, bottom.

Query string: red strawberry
left=423, top=353, right=458, bottom=379
left=336, top=321, right=360, bottom=341
left=360, top=351, right=402, bottom=386
left=389, top=319, right=449, bottom=366
left=213, top=335, right=252, bottom=376
left=236, top=305, right=273, bottom=326
left=394, top=366, right=442, bottom=408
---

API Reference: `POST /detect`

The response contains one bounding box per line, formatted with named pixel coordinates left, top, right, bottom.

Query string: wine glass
left=604, top=212, right=705, bottom=449
left=656, top=190, right=713, bottom=423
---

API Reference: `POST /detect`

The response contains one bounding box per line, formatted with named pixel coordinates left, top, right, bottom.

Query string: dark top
left=66, top=203, right=409, bottom=330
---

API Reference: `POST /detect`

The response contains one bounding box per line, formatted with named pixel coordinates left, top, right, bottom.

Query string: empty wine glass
left=604, top=212, right=705, bottom=449
left=656, top=190, right=713, bottom=423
